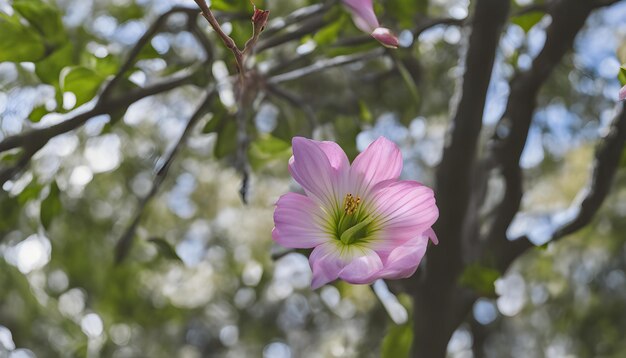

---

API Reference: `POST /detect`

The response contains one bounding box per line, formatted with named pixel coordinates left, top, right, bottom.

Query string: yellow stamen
left=343, top=193, right=361, bottom=215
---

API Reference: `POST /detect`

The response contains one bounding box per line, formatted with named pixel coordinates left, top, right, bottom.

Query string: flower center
left=333, top=193, right=374, bottom=245
left=343, top=193, right=361, bottom=215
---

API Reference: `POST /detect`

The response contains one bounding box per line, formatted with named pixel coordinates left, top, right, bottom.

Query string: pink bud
left=251, top=7, right=270, bottom=34
left=342, top=0, right=399, bottom=49
left=342, top=0, right=379, bottom=33
left=371, top=27, right=399, bottom=48
left=620, top=85, right=626, bottom=101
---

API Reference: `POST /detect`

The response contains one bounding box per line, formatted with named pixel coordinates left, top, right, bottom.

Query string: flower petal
left=371, top=27, right=399, bottom=48
left=309, top=243, right=384, bottom=288
left=272, top=193, right=330, bottom=249
left=369, top=180, right=439, bottom=252
left=314, top=140, right=350, bottom=194
left=315, top=140, right=350, bottom=172
left=378, top=237, right=429, bottom=279
left=350, top=137, right=403, bottom=196
left=338, top=247, right=384, bottom=284
left=309, top=242, right=345, bottom=289
left=424, top=227, right=439, bottom=245
left=342, top=0, right=379, bottom=33
left=289, top=137, right=347, bottom=209
left=620, top=84, right=626, bottom=101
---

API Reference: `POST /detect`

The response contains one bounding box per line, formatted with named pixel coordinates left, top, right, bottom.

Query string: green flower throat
left=330, top=193, right=378, bottom=246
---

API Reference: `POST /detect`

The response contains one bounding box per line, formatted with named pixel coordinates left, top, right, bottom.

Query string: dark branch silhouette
left=115, top=89, right=217, bottom=263
left=413, top=1, right=510, bottom=356
left=496, top=103, right=626, bottom=272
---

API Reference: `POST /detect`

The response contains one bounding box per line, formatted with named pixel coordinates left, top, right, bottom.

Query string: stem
left=193, top=0, right=244, bottom=75
left=193, top=0, right=272, bottom=203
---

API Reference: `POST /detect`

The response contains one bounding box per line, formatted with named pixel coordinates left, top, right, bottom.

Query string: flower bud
left=371, top=27, right=399, bottom=48
left=342, top=0, right=398, bottom=49
left=251, top=7, right=270, bottom=35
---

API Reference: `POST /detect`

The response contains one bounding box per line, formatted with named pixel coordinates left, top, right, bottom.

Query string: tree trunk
left=412, top=279, right=476, bottom=358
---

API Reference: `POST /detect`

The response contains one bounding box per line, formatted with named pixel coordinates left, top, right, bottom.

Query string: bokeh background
left=1, top=0, right=626, bottom=357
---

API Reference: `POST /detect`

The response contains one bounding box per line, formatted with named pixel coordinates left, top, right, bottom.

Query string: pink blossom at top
left=620, top=85, right=626, bottom=101
left=272, top=137, right=439, bottom=289
left=342, top=0, right=399, bottom=48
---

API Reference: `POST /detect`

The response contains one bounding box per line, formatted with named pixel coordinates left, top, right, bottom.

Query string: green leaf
left=0, top=13, right=45, bottom=62
left=395, top=57, right=421, bottom=106
left=0, top=196, right=21, bottom=235
left=137, top=43, right=161, bottom=61
left=18, top=179, right=43, bottom=205
left=35, top=42, right=74, bottom=85
left=248, top=135, right=291, bottom=170
left=313, top=12, right=347, bottom=46
left=107, top=78, right=138, bottom=124
left=381, top=323, right=413, bottom=358
left=108, top=1, right=145, bottom=23
left=209, top=0, right=261, bottom=12
left=387, top=0, right=427, bottom=27
left=0, top=151, right=20, bottom=164
left=359, top=101, right=373, bottom=124
left=334, top=116, right=360, bottom=160
left=381, top=294, right=414, bottom=358
left=202, top=108, right=228, bottom=134
left=40, top=181, right=62, bottom=231
left=147, top=238, right=183, bottom=262
left=215, top=119, right=238, bottom=158
left=618, top=66, right=626, bottom=86
left=93, top=54, right=120, bottom=77
left=60, top=66, right=105, bottom=108
left=13, top=0, right=66, bottom=46
left=28, top=105, right=48, bottom=123
left=458, top=263, right=501, bottom=297
left=512, top=11, right=545, bottom=33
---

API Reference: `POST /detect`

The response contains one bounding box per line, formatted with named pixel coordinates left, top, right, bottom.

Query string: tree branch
left=484, top=0, right=597, bottom=250
left=256, top=11, right=329, bottom=53
left=193, top=0, right=244, bottom=74
left=411, top=1, right=510, bottom=356
left=0, top=73, right=196, bottom=185
left=115, top=88, right=217, bottom=263
left=432, top=0, right=510, bottom=269
left=0, top=5, right=229, bottom=184
left=496, top=103, right=626, bottom=271
left=265, top=83, right=318, bottom=131
left=262, top=3, right=331, bottom=39
left=555, top=110, right=626, bottom=237
left=100, top=7, right=203, bottom=100
left=267, top=49, right=384, bottom=84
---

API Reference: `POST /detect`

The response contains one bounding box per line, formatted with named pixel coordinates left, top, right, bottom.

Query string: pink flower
left=342, top=0, right=399, bottom=48
left=272, top=137, right=439, bottom=289
left=620, top=85, right=626, bottom=101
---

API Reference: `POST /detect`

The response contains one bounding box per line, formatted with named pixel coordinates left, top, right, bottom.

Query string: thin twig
left=484, top=0, right=597, bottom=249
left=265, top=83, right=318, bottom=131
left=235, top=104, right=250, bottom=204
left=495, top=103, right=626, bottom=272
left=431, top=0, right=510, bottom=268
left=256, top=11, right=328, bottom=53
left=0, top=73, right=196, bottom=186
left=262, top=3, right=330, bottom=38
left=0, top=73, right=195, bottom=154
left=193, top=0, right=244, bottom=75
left=0, top=6, right=214, bottom=184
left=0, top=145, right=41, bottom=186
left=268, top=49, right=384, bottom=84
left=101, top=7, right=201, bottom=100
left=115, top=88, right=217, bottom=263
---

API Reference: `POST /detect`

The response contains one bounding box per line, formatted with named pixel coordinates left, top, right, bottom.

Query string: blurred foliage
left=0, top=0, right=625, bottom=357
left=458, top=264, right=500, bottom=298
